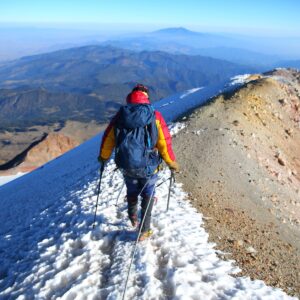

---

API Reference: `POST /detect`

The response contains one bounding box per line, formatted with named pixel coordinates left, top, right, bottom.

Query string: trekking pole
left=166, top=170, right=175, bottom=212
left=121, top=183, right=156, bottom=300
left=156, top=176, right=172, bottom=188
left=115, top=182, right=125, bottom=206
left=92, top=163, right=105, bottom=229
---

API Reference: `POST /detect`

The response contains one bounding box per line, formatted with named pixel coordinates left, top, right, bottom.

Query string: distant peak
left=158, top=27, right=190, bottom=32
left=153, top=27, right=197, bottom=35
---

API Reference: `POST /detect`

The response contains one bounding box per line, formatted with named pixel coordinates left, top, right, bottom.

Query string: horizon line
left=0, top=23, right=300, bottom=39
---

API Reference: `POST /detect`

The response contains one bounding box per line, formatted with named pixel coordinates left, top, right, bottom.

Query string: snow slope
left=0, top=172, right=27, bottom=187
left=0, top=122, right=296, bottom=299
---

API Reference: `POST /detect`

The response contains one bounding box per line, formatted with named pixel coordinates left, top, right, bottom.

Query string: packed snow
left=0, top=122, right=296, bottom=300
left=0, top=172, right=27, bottom=187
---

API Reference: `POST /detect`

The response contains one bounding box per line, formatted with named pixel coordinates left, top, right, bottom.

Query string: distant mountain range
left=102, top=27, right=300, bottom=69
left=0, top=45, right=253, bottom=130
left=104, top=27, right=241, bottom=52
left=1, top=26, right=300, bottom=68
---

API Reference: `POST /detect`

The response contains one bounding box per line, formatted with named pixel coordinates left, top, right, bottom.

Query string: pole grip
left=166, top=170, right=174, bottom=212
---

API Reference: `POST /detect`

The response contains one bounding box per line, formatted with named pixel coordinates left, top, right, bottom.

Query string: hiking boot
left=138, top=229, right=153, bottom=242
left=129, top=215, right=138, bottom=227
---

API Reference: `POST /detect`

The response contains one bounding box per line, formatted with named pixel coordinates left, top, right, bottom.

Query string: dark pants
left=124, top=173, right=158, bottom=232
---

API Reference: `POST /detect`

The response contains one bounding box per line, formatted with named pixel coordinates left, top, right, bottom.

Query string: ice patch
left=180, top=87, right=203, bottom=99
left=169, top=122, right=186, bottom=136
left=230, top=74, right=251, bottom=85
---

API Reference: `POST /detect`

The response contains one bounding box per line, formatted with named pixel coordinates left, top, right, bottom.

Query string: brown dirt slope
left=0, top=132, right=79, bottom=174
left=0, top=121, right=105, bottom=169
left=173, top=68, right=300, bottom=297
left=0, top=121, right=106, bottom=176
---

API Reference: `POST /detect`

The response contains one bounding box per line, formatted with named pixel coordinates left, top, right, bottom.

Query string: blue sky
left=1, top=0, right=300, bottom=36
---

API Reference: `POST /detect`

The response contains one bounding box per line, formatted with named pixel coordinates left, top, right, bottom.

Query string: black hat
left=132, top=83, right=149, bottom=95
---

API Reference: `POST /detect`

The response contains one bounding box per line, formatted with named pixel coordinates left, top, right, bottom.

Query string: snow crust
left=0, top=123, right=295, bottom=300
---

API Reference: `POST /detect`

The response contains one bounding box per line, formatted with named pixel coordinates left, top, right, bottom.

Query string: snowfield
left=0, top=123, right=296, bottom=300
